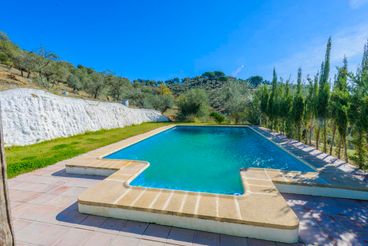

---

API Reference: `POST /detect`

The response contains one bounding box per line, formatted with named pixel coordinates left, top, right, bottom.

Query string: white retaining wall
left=0, top=88, right=168, bottom=146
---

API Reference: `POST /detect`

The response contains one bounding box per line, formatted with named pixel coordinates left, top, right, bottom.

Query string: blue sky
left=1, top=0, right=368, bottom=81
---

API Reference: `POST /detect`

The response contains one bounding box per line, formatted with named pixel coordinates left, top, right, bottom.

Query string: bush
left=210, top=112, right=225, bottom=124
left=177, top=89, right=209, bottom=121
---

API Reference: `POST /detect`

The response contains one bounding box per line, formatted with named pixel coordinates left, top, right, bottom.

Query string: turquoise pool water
left=106, top=126, right=314, bottom=195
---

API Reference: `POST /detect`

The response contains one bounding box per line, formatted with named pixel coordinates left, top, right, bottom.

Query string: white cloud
left=349, top=0, right=368, bottom=9
left=232, top=64, right=245, bottom=77
left=274, top=23, right=368, bottom=80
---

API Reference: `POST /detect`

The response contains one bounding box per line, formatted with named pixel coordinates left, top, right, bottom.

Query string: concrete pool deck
left=62, top=124, right=368, bottom=243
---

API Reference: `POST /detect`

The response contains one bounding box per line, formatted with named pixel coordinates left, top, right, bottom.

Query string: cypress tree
left=259, top=85, right=269, bottom=126
left=292, top=68, right=305, bottom=141
left=330, top=57, right=349, bottom=158
left=317, top=38, right=331, bottom=152
left=305, top=75, right=318, bottom=145
left=267, top=68, right=278, bottom=129
left=350, top=40, right=368, bottom=168
left=281, top=79, right=293, bottom=137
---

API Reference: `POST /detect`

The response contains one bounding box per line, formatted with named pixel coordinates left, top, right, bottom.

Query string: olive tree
left=177, top=89, right=209, bottom=120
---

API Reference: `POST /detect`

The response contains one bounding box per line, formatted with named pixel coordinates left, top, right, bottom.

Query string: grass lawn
left=5, top=122, right=171, bottom=178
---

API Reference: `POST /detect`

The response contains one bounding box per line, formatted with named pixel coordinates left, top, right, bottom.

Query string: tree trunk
left=357, top=131, right=364, bottom=168
left=304, top=125, right=308, bottom=145
left=343, top=134, right=348, bottom=162
left=323, top=122, right=327, bottom=153
left=329, top=124, right=336, bottom=155
left=309, top=126, right=313, bottom=145
left=337, top=135, right=342, bottom=159
left=0, top=109, right=15, bottom=246
left=316, top=127, right=320, bottom=150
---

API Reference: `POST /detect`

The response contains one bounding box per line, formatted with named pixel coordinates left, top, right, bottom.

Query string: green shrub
left=177, top=89, right=209, bottom=121
left=210, top=112, right=225, bottom=124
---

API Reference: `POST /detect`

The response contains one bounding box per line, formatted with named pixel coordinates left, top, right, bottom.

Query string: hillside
left=0, top=64, right=102, bottom=100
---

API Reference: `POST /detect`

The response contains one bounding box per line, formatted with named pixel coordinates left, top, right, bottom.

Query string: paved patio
left=8, top=160, right=368, bottom=245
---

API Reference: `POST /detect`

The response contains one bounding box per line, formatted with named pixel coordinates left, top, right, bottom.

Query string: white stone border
left=79, top=203, right=299, bottom=243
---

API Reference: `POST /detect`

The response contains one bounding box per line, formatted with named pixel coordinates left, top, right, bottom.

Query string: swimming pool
left=105, top=126, right=314, bottom=195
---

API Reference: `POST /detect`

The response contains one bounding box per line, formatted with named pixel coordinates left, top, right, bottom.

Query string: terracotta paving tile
left=54, top=203, right=88, bottom=225
left=46, top=195, right=76, bottom=208
left=119, top=220, right=149, bottom=238
left=8, top=190, right=41, bottom=203
left=220, top=234, right=248, bottom=246
left=167, top=227, right=195, bottom=246
left=32, top=167, right=62, bottom=176
left=193, top=231, right=220, bottom=246
left=53, top=228, right=94, bottom=246
left=111, top=235, right=140, bottom=246
left=27, top=193, right=59, bottom=205
left=79, top=215, right=107, bottom=228
left=138, top=239, right=165, bottom=246
left=81, top=232, right=117, bottom=245
left=10, top=201, right=23, bottom=210
left=99, top=217, right=128, bottom=233
left=275, top=242, right=304, bottom=246
left=13, top=203, right=61, bottom=222
left=54, top=186, right=86, bottom=197
left=11, top=174, right=65, bottom=185
left=12, top=219, right=33, bottom=232
left=247, top=238, right=276, bottom=246
left=63, top=178, right=101, bottom=188
left=15, top=222, right=67, bottom=245
left=15, top=241, right=34, bottom=246
left=48, top=185, right=73, bottom=195
left=143, top=224, right=171, bottom=242
left=298, top=223, right=331, bottom=245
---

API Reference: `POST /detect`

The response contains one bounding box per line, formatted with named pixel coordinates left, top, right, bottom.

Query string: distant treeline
left=0, top=32, right=267, bottom=114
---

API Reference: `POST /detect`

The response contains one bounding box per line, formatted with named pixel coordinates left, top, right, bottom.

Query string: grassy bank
left=5, top=122, right=171, bottom=178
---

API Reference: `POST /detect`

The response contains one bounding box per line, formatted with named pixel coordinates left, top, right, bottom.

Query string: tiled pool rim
left=65, top=124, right=368, bottom=243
